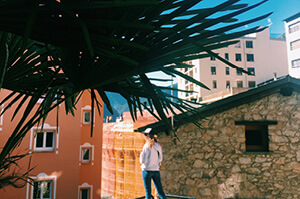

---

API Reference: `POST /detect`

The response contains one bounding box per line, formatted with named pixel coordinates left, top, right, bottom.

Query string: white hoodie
left=140, top=142, right=163, bottom=171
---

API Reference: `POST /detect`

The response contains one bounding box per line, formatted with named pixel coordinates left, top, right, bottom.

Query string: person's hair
left=145, top=134, right=160, bottom=149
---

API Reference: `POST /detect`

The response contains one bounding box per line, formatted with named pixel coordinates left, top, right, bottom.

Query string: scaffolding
left=102, top=122, right=150, bottom=198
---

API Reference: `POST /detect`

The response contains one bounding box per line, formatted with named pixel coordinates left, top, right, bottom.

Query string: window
left=212, top=80, right=217, bottom=89
left=210, top=56, right=216, bottom=61
left=292, top=59, right=300, bottom=68
left=82, top=148, right=91, bottom=163
left=80, top=143, right=94, bottom=164
left=237, top=80, right=243, bottom=88
left=246, top=54, right=254, bottom=62
left=245, top=125, right=269, bottom=152
left=289, top=21, right=300, bottom=34
left=290, top=39, right=300, bottom=50
left=80, top=188, right=90, bottom=199
left=34, top=131, right=54, bottom=152
left=246, top=41, right=253, bottom=48
left=211, top=66, right=216, bottom=75
left=79, top=183, right=93, bottom=199
left=248, top=81, right=256, bottom=88
left=226, top=81, right=230, bottom=89
left=235, top=121, right=276, bottom=152
left=33, top=180, right=53, bottom=199
left=225, top=67, right=230, bottom=75
left=235, top=41, right=241, bottom=48
left=236, top=69, right=243, bottom=76
left=83, top=110, right=91, bottom=124
left=225, top=53, right=229, bottom=61
left=235, top=53, right=242, bottom=61
left=247, top=67, right=255, bottom=75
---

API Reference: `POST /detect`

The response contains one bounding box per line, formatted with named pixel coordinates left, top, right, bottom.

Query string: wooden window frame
left=235, top=121, right=277, bottom=153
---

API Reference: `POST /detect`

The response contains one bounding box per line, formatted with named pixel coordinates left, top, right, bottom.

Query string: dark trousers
left=142, top=170, right=166, bottom=199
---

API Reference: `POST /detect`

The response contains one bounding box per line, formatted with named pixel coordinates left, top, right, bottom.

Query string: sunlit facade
left=0, top=90, right=103, bottom=199
left=284, top=12, right=300, bottom=78
left=178, top=28, right=288, bottom=101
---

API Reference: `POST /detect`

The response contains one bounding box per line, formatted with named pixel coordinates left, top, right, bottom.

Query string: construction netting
left=102, top=122, right=155, bottom=199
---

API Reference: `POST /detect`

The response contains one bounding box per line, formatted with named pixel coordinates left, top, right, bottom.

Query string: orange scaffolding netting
left=102, top=122, right=154, bottom=199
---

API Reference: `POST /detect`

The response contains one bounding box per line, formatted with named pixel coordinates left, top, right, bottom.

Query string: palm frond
left=0, top=0, right=271, bottom=188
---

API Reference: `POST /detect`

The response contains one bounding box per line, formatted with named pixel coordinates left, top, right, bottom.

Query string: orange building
left=0, top=89, right=103, bottom=199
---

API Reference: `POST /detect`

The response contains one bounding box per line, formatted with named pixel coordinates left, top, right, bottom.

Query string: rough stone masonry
left=157, top=92, right=300, bottom=199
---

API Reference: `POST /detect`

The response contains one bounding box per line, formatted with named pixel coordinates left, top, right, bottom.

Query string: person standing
left=140, top=128, right=167, bottom=199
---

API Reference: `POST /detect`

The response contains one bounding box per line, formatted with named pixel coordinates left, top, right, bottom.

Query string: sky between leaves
left=148, top=0, right=300, bottom=86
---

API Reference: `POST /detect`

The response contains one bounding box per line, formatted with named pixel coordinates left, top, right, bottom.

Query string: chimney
left=273, top=72, right=277, bottom=81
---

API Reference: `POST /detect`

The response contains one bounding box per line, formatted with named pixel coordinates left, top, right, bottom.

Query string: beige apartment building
left=178, top=28, right=288, bottom=102
left=284, top=12, right=300, bottom=78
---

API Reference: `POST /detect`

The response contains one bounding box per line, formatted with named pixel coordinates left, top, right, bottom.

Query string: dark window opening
left=212, top=80, right=217, bottom=89
left=226, top=81, right=230, bottom=89
left=246, top=54, right=254, bottom=62
left=36, top=133, right=44, bottom=148
left=248, top=81, right=256, bottom=88
left=247, top=67, right=255, bottom=75
left=237, top=81, right=243, bottom=88
left=225, top=53, right=229, bottom=61
left=81, top=189, right=90, bottom=199
left=236, top=69, right=243, bottom=76
left=235, top=54, right=242, bottom=61
left=246, top=41, right=253, bottom=48
left=211, top=66, right=216, bottom=75
left=245, top=125, right=269, bottom=152
left=46, top=132, right=54, bottom=147
left=82, top=148, right=90, bottom=161
left=225, top=67, right=230, bottom=75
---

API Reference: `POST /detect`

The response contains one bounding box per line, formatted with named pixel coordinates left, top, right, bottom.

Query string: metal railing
left=135, top=194, right=196, bottom=199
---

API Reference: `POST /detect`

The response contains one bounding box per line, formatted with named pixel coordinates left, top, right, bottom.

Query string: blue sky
left=148, top=0, right=300, bottom=86
left=252, top=0, right=300, bottom=34
left=202, top=0, right=300, bottom=35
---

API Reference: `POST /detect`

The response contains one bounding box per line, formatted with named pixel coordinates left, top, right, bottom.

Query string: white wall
left=285, top=14, right=300, bottom=78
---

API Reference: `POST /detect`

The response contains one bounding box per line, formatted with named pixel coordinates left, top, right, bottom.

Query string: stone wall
left=158, top=92, right=300, bottom=199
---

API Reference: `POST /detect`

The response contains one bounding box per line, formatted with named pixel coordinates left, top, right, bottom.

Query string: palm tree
left=0, top=0, right=270, bottom=188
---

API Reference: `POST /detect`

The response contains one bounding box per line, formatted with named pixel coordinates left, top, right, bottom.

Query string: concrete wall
left=158, top=91, right=300, bottom=199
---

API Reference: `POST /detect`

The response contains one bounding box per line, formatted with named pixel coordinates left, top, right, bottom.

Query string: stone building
left=138, top=75, right=300, bottom=199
